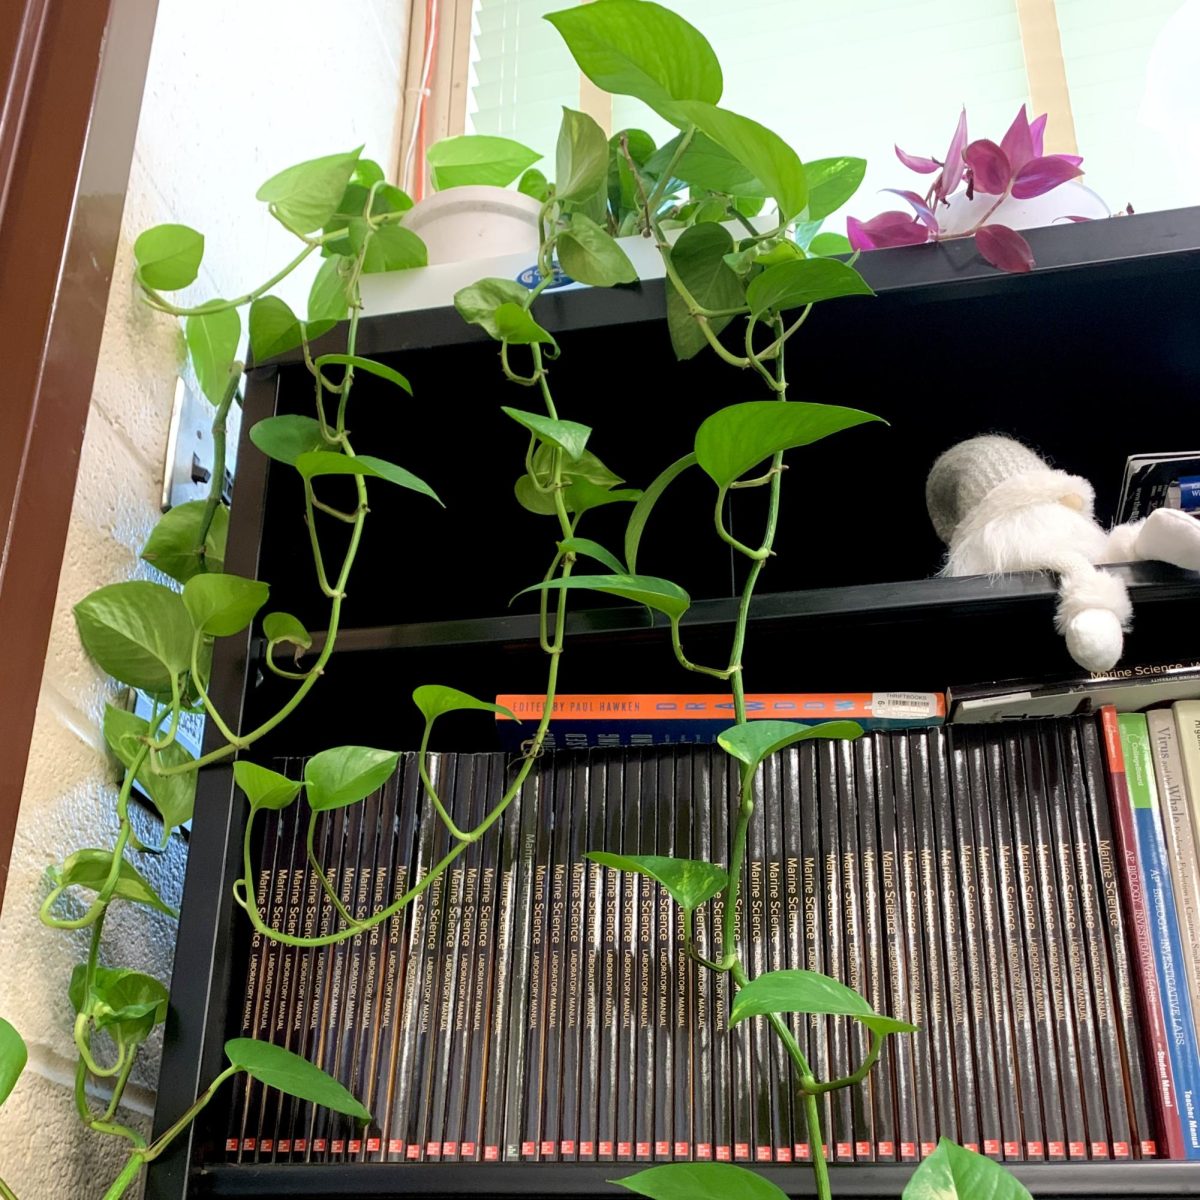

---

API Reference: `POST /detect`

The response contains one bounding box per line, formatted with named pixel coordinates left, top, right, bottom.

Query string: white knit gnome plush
left=926, top=435, right=1200, bottom=672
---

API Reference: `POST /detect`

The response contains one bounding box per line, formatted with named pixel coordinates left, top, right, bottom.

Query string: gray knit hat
left=926, top=435, right=1049, bottom=544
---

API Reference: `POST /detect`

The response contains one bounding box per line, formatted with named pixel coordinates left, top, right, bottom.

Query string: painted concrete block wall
left=0, top=3, right=407, bottom=1196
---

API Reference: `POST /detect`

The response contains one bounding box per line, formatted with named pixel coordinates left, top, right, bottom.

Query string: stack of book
left=227, top=713, right=1179, bottom=1167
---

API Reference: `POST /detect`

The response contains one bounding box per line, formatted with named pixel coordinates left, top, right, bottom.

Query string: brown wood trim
left=1015, top=0, right=1079, bottom=156
left=0, top=0, right=158, bottom=908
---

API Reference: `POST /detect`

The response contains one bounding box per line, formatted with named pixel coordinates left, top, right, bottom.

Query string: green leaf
left=225, top=1038, right=370, bottom=1122
left=563, top=480, right=643, bottom=517
left=529, top=442, right=624, bottom=490
left=666, top=223, right=745, bottom=360
left=516, top=573, right=689, bottom=621
left=802, top=156, right=867, bottom=221
left=102, top=706, right=196, bottom=830
left=614, top=1162, right=788, bottom=1200
left=249, top=296, right=304, bottom=363
left=426, top=134, right=541, bottom=190
left=545, top=1, right=722, bottom=127
left=69, top=965, right=168, bottom=1043
left=659, top=131, right=765, bottom=198
left=74, top=581, right=193, bottom=694
left=609, top=128, right=656, bottom=216
left=294, top=451, right=442, bottom=505
left=501, top=408, right=590, bottom=460
left=695, top=401, right=883, bottom=490
left=454, top=277, right=535, bottom=340
left=262, top=612, right=311, bottom=652
left=745, top=257, right=873, bottom=319
left=557, top=107, right=609, bottom=202
left=182, top=572, right=269, bottom=638
left=307, top=256, right=349, bottom=333
left=51, top=848, right=176, bottom=917
left=557, top=213, right=637, bottom=287
left=361, top=222, right=427, bottom=273
left=234, top=761, right=302, bottom=812
left=903, top=1139, right=1034, bottom=1200
left=256, top=147, right=363, bottom=235
left=249, top=415, right=327, bottom=466
left=586, top=853, right=726, bottom=913
left=351, top=159, right=385, bottom=188
left=304, top=746, right=401, bottom=813
left=557, top=537, right=624, bottom=575
left=674, top=102, right=806, bottom=219
left=494, top=302, right=556, bottom=346
left=141, top=500, right=227, bottom=584
left=808, top=231, right=852, bottom=257
left=412, top=684, right=517, bottom=724
left=0, top=1018, right=25, bottom=1109
left=718, top=719, right=863, bottom=774
left=518, top=167, right=551, bottom=202
left=624, top=452, right=697, bottom=574
left=185, top=308, right=241, bottom=406
left=134, top=224, right=204, bottom=291
left=729, top=967, right=916, bottom=1036
left=313, top=354, right=413, bottom=395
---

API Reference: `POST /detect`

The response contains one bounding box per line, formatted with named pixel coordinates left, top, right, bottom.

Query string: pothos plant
left=0, top=5, right=1038, bottom=1200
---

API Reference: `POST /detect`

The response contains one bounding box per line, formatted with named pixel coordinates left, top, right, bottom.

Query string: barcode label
left=871, top=692, right=941, bottom=718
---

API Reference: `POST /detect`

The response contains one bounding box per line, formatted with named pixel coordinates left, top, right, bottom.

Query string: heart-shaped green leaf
left=234, top=761, right=302, bottom=812
left=185, top=308, right=241, bottom=406
left=718, top=719, right=863, bottom=775
left=225, top=1038, right=370, bottom=1121
left=516, top=573, right=689, bottom=621
left=653, top=131, right=764, bottom=198
left=903, top=1139, right=1033, bottom=1200
left=614, top=1162, right=788, bottom=1200
left=304, top=746, right=400, bottom=812
left=361, top=222, right=427, bottom=273
left=674, top=102, right=806, bottom=219
left=558, top=213, right=637, bottom=287
left=51, top=849, right=176, bottom=917
left=413, top=684, right=517, bottom=725
left=313, top=354, right=412, bottom=394
left=141, top=500, right=227, bottom=584
left=262, top=611, right=311, bottom=651
left=0, top=1019, right=26, bottom=1109
left=74, top=581, right=193, bottom=695
left=586, top=853, right=726, bottom=913
left=557, top=106, right=609, bottom=202
left=454, top=277, right=534, bottom=340
left=557, top=537, right=624, bottom=575
left=666, top=223, right=745, bottom=360
left=502, top=409, right=590, bottom=460
left=133, top=224, right=204, bottom=291
left=745, top=257, right=873, bottom=319
left=250, top=415, right=327, bottom=466
left=802, top=157, right=867, bottom=221
left=257, top=147, right=363, bottom=235
left=695, top=401, right=882, bottom=491
left=69, top=964, right=168, bottom=1042
left=625, top=452, right=697, bottom=574
left=102, top=706, right=196, bottom=830
left=426, top=134, right=541, bottom=190
left=248, top=296, right=304, bottom=363
left=729, top=968, right=916, bottom=1036
left=294, top=451, right=442, bottom=505
left=545, top=1, right=722, bottom=127
left=494, top=303, right=556, bottom=346
left=307, top=256, right=349, bottom=334
left=808, top=231, right=852, bottom=257
left=183, top=573, right=269, bottom=638
left=518, top=168, right=551, bottom=202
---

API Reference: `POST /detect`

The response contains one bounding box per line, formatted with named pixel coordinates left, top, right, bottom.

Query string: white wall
left=0, top=3, right=408, bottom=1196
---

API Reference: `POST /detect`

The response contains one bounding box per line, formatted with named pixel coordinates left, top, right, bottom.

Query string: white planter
left=936, top=180, right=1110, bottom=237
left=401, top=185, right=543, bottom=266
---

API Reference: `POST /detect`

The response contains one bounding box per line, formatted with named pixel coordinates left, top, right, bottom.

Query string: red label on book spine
left=366, top=1138, right=379, bottom=1152
left=878, top=1141, right=894, bottom=1157
left=1003, top=1141, right=1021, bottom=1157
left=483, top=1146, right=499, bottom=1161
left=900, top=1142, right=917, bottom=1160
left=836, top=1142, right=853, bottom=1159
left=294, top=1139, right=307, bottom=1153
left=921, top=1142, right=936, bottom=1157
left=224, top=1139, right=237, bottom=1152
left=696, top=1143, right=712, bottom=1159
left=673, top=1141, right=689, bottom=1157
left=388, top=1140, right=403, bottom=1154
left=655, top=1141, right=670, bottom=1156
left=755, top=1146, right=771, bottom=1162
left=348, top=1139, right=361, bottom=1153
left=461, top=1142, right=476, bottom=1157
left=278, top=1140, right=291, bottom=1153
left=734, top=1142, right=750, bottom=1160
left=561, top=1141, right=576, bottom=1156
left=983, top=1140, right=999, bottom=1155
left=715, top=1146, right=731, bottom=1161
left=776, top=1146, right=792, bottom=1162
left=855, top=1140, right=871, bottom=1156
left=795, top=1143, right=810, bottom=1160
left=1090, top=1142, right=1109, bottom=1157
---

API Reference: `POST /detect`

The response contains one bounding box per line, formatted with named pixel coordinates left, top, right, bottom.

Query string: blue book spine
left=1121, top=713, right=1200, bottom=1157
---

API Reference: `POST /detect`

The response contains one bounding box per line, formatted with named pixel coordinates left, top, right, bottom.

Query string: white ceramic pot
left=936, top=180, right=1110, bottom=237
left=401, top=185, right=543, bottom=266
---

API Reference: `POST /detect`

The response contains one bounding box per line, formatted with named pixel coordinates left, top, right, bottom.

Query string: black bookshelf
left=147, top=207, right=1200, bottom=1200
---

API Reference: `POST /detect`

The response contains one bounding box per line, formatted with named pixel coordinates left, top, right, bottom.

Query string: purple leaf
left=937, top=108, right=969, bottom=200
left=847, top=211, right=931, bottom=250
left=963, top=139, right=1012, bottom=195
left=895, top=145, right=940, bottom=174
left=880, top=188, right=940, bottom=231
left=975, top=223, right=1034, bottom=273
left=1000, top=105, right=1035, bottom=174
left=1030, top=112, right=1047, bottom=157
left=1054, top=214, right=1092, bottom=223
left=1010, top=153, right=1084, bottom=199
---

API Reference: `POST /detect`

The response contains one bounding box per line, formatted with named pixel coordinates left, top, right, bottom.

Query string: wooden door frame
left=0, top=0, right=158, bottom=909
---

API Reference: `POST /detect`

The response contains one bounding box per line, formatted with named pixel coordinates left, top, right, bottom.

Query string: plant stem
left=196, top=366, right=240, bottom=557
left=0, top=1176, right=17, bottom=1200
left=100, top=1156, right=143, bottom=1200
left=139, top=244, right=317, bottom=318
left=141, top=1065, right=239, bottom=1163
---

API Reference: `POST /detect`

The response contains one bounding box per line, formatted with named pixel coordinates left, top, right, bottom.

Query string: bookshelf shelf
left=146, top=207, right=1200, bottom=1200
